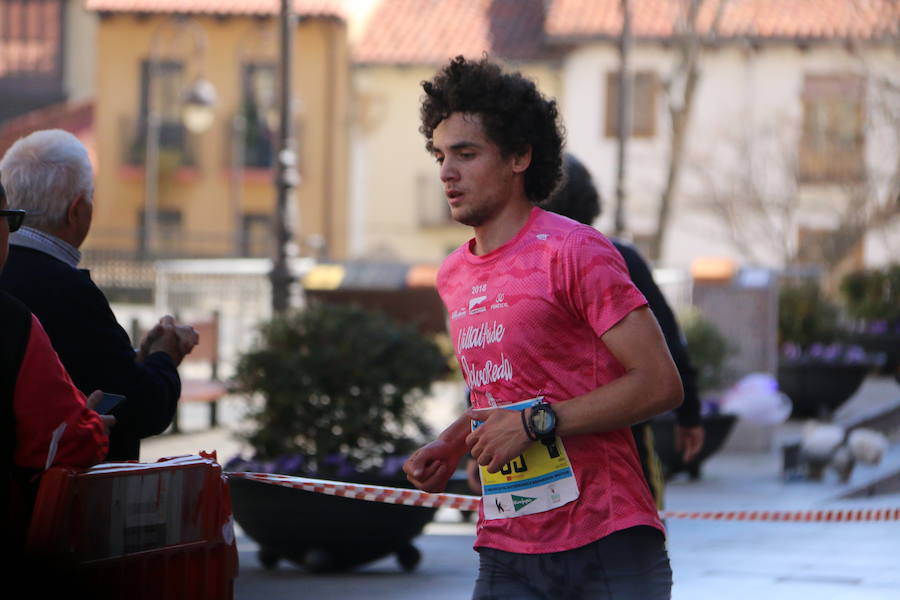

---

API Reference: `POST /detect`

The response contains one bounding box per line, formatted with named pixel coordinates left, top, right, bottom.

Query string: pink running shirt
left=437, top=207, right=665, bottom=554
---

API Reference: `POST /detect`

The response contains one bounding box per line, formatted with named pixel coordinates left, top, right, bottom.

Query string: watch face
left=531, top=405, right=555, bottom=434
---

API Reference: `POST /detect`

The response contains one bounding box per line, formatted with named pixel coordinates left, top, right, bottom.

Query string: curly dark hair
left=539, top=153, right=602, bottom=226
left=419, top=56, right=564, bottom=203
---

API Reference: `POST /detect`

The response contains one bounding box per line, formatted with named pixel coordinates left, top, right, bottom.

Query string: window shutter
left=604, top=70, right=657, bottom=139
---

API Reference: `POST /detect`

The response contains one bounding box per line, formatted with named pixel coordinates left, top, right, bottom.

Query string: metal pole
left=230, top=113, right=246, bottom=256
left=270, top=0, right=299, bottom=313
left=143, top=36, right=162, bottom=258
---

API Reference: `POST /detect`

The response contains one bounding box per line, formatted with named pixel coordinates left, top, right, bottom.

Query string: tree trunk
left=649, top=0, right=729, bottom=262
left=650, top=63, right=698, bottom=261
left=613, top=0, right=633, bottom=237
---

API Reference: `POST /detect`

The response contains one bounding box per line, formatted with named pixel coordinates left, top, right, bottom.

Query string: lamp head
left=182, top=77, right=217, bottom=133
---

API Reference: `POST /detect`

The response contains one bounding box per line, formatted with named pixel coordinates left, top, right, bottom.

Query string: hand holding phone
left=95, top=393, right=125, bottom=415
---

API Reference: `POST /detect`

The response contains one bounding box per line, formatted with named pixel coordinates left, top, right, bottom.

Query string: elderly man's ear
left=61, top=191, right=93, bottom=247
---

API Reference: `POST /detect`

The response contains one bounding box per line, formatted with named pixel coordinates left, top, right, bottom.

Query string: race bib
left=473, top=398, right=580, bottom=520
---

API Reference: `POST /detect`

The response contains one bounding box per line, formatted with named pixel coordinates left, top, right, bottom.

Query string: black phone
left=95, top=393, right=125, bottom=415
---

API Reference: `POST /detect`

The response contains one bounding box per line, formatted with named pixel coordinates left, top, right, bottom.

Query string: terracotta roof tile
left=0, top=100, right=97, bottom=171
left=354, top=0, right=548, bottom=65
left=355, top=0, right=897, bottom=66
left=85, top=0, right=345, bottom=18
left=545, top=0, right=900, bottom=41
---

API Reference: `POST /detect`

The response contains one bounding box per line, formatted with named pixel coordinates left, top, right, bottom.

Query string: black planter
left=777, top=362, right=871, bottom=420
left=650, top=413, right=737, bottom=480
left=847, top=333, right=900, bottom=375
left=228, top=474, right=436, bottom=573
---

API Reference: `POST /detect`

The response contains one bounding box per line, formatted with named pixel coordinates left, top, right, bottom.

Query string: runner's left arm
left=553, top=306, right=682, bottom=435
left=466, top=307, right=682, bottom=474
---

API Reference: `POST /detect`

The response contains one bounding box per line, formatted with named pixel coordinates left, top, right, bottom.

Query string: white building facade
left=559, top=40, right=900, bottom=272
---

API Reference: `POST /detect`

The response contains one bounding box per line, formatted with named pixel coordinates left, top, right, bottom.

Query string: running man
left=403, top=56, right=683, bottom=599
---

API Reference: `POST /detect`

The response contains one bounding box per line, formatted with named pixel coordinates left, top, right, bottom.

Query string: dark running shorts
left=472, top=525, right=672, bottom=600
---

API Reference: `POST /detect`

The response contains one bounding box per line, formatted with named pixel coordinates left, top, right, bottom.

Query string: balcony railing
left=83, top=227, right=272, bottom=302
left=118, top=115, right=198, bottom=169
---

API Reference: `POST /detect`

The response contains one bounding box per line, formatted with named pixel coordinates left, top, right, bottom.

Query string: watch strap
left=521, top=407, right=538, bottom=441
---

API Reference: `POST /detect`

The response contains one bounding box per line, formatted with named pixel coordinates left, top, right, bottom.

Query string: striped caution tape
left=657, top=508, right=900, bottom=522
left=226, top=472, right=900, bottom=522
left=228, top=472, right=480, bottom=511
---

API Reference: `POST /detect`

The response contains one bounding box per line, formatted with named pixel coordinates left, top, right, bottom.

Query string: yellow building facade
left=87, top=5, right=350, bottom=262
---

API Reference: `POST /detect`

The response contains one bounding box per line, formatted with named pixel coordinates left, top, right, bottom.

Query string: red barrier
left=26, top=454, right=237, bottom=600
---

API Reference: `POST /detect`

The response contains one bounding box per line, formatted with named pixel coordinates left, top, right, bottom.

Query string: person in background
left=1, top=176, right=112, bottom=554
left=539, top=153, right=705, bottom=508
left=404, top=56, right=681, bottom=599
left=0, top=129, right=198, bottom=462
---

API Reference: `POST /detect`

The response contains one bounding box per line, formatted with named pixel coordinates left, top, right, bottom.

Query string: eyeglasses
left=0, top=209, right=26, bottom=233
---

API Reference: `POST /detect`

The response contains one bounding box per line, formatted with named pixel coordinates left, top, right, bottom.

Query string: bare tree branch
left=689, top=72, right=900, bottom=277
left=649, top=0, right=731, bottom=261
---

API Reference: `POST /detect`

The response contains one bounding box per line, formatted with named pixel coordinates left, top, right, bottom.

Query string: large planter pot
left=650, top=413, right=737, bottom=480
left=777, top=362, right=871, bottom=420
left=847, top=332, right=900, bottom=375
left=228, top=474, right=436, bottom=573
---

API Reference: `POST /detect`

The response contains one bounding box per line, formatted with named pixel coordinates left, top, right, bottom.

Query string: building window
left=127, top=60, right=193, bottom=167
left=0, top=0, right=65, bottom=121
left=795, top=226, right=863, bottom=268
left=241, top=214, right=271, bottom=257
left=799, top=74, right=865, bottom=183
left=239, top=62, right=277, bottom=169
left=604, top=71, right=657, bottom=138
left=416, top=172, right=451, bottom=227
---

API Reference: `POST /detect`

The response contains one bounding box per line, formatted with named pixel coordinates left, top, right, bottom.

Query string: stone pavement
left=664, top=455, right=900, bottom=600
left=141, top=376, right=900, bottom=599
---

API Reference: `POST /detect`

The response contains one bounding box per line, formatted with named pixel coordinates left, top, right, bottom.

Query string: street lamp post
left=143, top=17, right=216, bottom=258
left=270, top=0, right=300, bottom=313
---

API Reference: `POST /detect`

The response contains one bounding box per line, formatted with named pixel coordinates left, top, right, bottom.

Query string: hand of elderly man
left=137, top=315, right=199, bottom=367
left=174, top=323, right=199, bottom=357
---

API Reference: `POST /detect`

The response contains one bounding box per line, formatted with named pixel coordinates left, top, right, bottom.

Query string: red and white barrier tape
left=657, top=508, right=900, bottom=522
left=228, top=472, right=479, bottom=511
left=226, top=472, right=900, bottom=522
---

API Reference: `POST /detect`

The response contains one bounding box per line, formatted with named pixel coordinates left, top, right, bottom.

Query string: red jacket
left=3, top=290, right=108, bottom=549
left=14, top=313, right=108, bottom=470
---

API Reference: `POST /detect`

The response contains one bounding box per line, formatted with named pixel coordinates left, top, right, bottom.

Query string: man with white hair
left=0, top=129, right=198, bottom=461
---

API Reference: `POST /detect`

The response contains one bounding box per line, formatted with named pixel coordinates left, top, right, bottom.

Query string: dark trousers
left=472, top=526, right=672, bottom=600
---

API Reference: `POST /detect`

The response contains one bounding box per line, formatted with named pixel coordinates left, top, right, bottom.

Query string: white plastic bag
left=720, top=373, right=793, bottom=425
left=801, top=422, right=845, bottom=460
left=847, top=428, right=888, bottom=465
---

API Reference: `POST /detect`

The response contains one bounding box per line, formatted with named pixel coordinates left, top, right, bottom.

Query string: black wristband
left=521, top=408, right=538, bottom=441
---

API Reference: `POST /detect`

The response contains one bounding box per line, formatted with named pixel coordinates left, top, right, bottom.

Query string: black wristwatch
left=527, top=400, right=557, bottom=445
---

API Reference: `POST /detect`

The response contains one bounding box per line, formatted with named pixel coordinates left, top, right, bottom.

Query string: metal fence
left=153, top=257, right=314, bottom=376
left=82, top=227, right=261, bottom=302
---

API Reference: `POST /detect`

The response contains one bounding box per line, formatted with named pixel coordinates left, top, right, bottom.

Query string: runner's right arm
left=403, top=413, right=471, bottom=493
